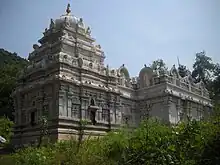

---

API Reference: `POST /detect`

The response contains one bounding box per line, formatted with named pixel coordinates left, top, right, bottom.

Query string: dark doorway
left=89, top=98, right=97, bottom=125
left=90, top=98, right=95, bottom=106
left=31, top=112, right=36, bottom=126
left=90, top=111, right=96, bottom=125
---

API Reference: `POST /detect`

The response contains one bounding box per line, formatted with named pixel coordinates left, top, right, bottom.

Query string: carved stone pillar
left=52, top=84, right=59, bottom=118
left=183, top=100, right=191, bottom=120
left=163, top=96, right=172, bottom=123
left=176, top=99, right=181, bottom=122
left=188, top=84, right=192, bottom=92
left=16, top=93, right=22, bottom=125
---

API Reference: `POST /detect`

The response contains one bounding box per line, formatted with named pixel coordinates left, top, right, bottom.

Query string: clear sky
left=0, top=0, right=219, bottom=76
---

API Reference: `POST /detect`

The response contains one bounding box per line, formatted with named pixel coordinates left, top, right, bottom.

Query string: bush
left=0, top=117, right=14, bottom=146
left=1, top=117, right=219, bottom=165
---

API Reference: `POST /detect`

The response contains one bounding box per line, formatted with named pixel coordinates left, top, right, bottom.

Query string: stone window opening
left=32, top=101, right=36, bottom=106
left=90, top=98, right=97, bottom=125
left=90, top=111, right=96, bottom=125
left=30, top=111, right=36, bottom=126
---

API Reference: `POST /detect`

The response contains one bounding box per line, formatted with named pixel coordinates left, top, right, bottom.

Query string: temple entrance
left=90, top=111, right=96, bottom=125
left=30, top=111, right=36, bottom=126
left=89, top=98, right=98, bottom=125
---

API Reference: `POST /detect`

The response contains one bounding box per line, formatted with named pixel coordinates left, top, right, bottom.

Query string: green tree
left=0, top=48, right=28, bottom=120
left=212, top=63, right=220, bottom=101
left=0, top=116, right=14, bottom=145
left=150, top=59, right=168, bottom=74
left=192, top=51, right=215, bottom=84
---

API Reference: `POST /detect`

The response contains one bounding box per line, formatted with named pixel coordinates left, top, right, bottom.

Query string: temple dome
left=53, top=4, right=86, bottom=29
left=138, top=65, right=154, bottom=88
left=119, top=64, right=130, bottom=79
left=139, top=65, right=153, bottom=77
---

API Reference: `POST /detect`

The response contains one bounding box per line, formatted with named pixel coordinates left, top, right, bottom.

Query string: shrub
left=0, top=116, right=14, bottom=146
left=1, top=117, right=219, bottom=165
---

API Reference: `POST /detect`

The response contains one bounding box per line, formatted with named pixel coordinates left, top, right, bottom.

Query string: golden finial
left=66, top=3, right=71, bottom=14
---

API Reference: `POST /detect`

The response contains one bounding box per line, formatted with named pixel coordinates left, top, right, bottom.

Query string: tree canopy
left=0, top=48, right=28, bottom=120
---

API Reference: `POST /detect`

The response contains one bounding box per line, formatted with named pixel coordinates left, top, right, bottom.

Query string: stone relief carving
left=86, top=27, right=91, bottom=35
left=50, top=19, right=55, bottom=29
left=33, top=44, right=40, bottom=51
left=170, top=64, right=179, bottom=78
left=78, top=18, right=84, bottom=28
left=64, top=17, right=70, bottom=27
left=96, top=44, right=101, bottom=49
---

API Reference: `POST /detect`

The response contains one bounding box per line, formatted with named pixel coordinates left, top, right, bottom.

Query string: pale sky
left=0, top=0, right=219, bottom=76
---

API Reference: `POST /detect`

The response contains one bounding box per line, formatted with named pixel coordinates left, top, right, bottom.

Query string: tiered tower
left=12, top=4, right=212, bottom=147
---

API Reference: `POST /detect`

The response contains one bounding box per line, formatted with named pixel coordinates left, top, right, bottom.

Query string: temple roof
left=52, top=4, right=88, bottom=30
left=119, top=64, right=130, bottom=79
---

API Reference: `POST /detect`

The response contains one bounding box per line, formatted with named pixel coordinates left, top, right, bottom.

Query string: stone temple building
left=12, top=4, right=212, bottom=146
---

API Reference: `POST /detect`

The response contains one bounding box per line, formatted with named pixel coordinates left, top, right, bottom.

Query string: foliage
left=1, top=115, right=219, bottom=165
left=37, top=116, right=49, bottom=147
left=12, top=147, right=58, bottom=165
left=192, top=51, right=215, bottom=84
left=191, top=51, right=220, bottom=100
left=149, top=59, right=168, bottom=74
left=0, top=48, right=28, bottom=120
left=0, top=116, right=14, bottom=145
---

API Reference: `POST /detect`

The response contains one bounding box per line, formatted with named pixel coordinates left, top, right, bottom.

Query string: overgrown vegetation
left=0, top=117, right=14, bottom=146
left=0, top=115, right=219, bottom=165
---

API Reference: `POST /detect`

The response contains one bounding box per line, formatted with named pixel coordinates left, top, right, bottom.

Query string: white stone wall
left=150, top=102, right=169, bottom=122
left=168, top=102, right=179, bottom=124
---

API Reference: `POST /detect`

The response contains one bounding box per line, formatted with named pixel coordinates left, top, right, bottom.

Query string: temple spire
left=66, top=3, right=71, bottom=14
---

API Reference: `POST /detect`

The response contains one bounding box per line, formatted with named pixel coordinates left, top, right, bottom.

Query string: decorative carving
left=50, top=19, right=55, bottom=29
left=96, top=44, right=101, bottom=49
left=89, top=62, right=93, bottom=69
left=170, top=64, right=179, bottom=78
left=64, top=17, right=70, bottom=27
left=33, top=44, right=39, bottom=50
left=66, top=3, right=71, bottom=14
left=106, top=65, right=109, bottom=76
left=78, top=58, right=83, bottom=67
left=85, top=26, right=91, bottom=35
left=78, top=18, right=84, bottom=27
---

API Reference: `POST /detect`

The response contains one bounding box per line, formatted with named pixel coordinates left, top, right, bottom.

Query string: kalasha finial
left=66, top=3, right=71, bottom=14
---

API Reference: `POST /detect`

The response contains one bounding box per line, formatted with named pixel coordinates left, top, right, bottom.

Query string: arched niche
left=88, top=97, right=98, bottom=125
left=90, top=98, right=95, bottom=106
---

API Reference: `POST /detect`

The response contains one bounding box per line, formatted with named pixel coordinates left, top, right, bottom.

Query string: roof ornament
left=66, top=3, right=71, bottom=14
left=86, top=27, right=91, bottom=35
left=50, top=19, right=55, bottom=29
left=64, top=17, right=70, bottom=27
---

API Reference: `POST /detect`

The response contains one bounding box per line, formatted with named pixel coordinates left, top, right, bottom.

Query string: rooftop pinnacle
left=66, top=3, right=71, bottom=14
